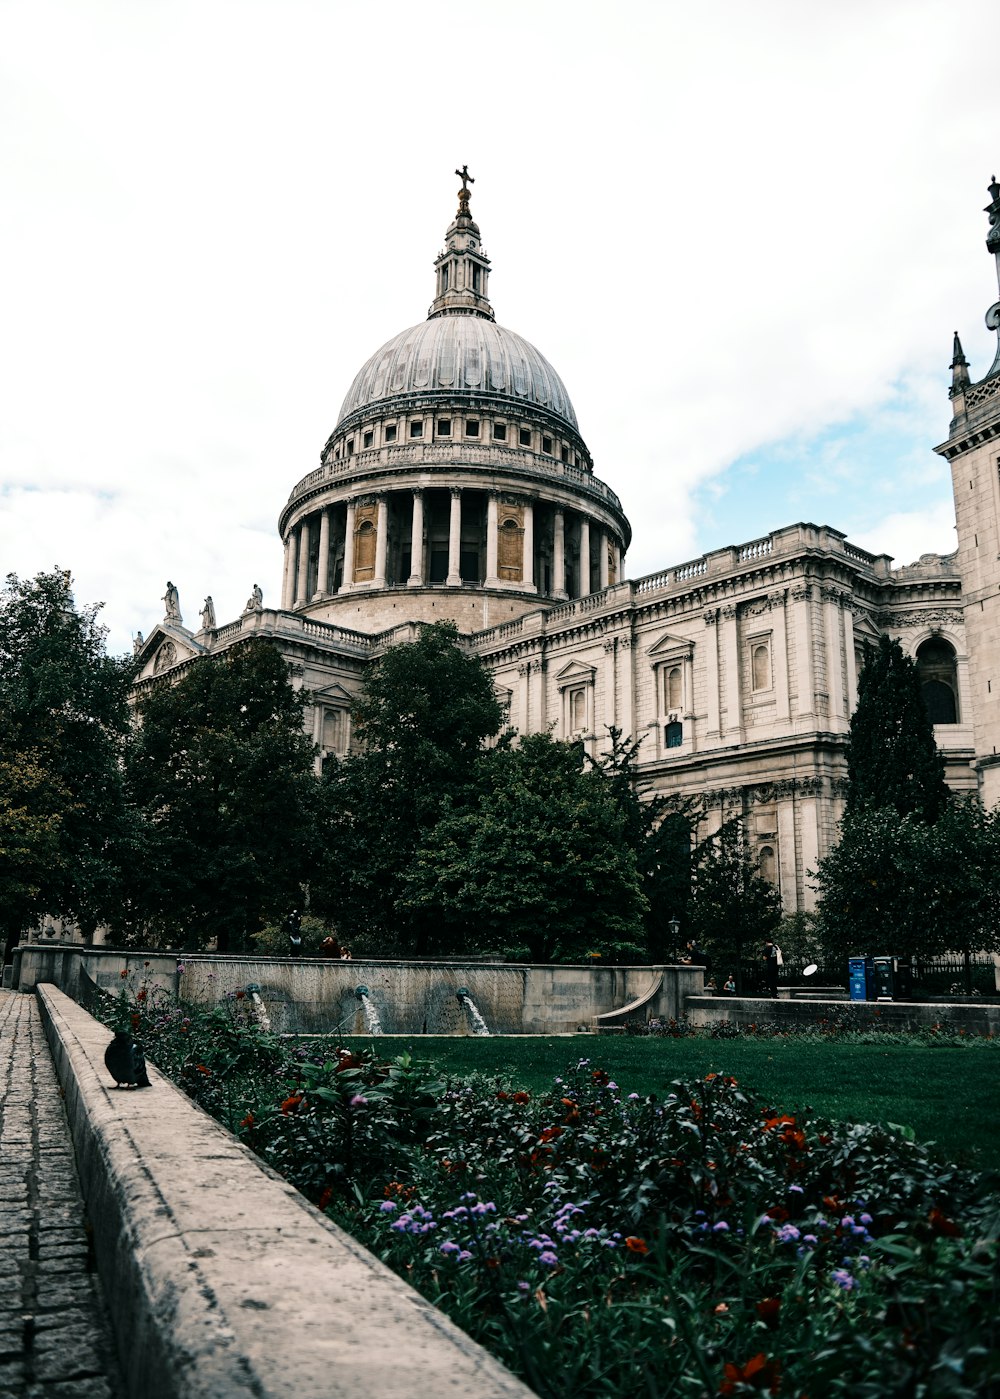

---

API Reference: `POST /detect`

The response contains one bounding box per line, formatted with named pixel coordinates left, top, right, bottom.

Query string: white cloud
left=1, top=0, right=998, bottom=652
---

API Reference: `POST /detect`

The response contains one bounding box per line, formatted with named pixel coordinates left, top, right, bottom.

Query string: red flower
left=512, top=1091, right=530, bottom=1104
left=719, top=1352, right=781, bottom=1395
left=765, top=1205, right=789, bottom=1222
left=928, top=1207, right=961, bottom=1238
left=196, top=1064, right=211, bottom=1076
left=136, top=989, right=148, bottom=1003
left=280, top=1093, right=303, bottom=1115
left=239, top=1113, right=254, bottom=1129
left=591, top=1069, right=610, bottom=1085
left=317, top=1186, right=333, bottom=1211
left=755, top=1297, right=781, bottom=1327
left=235, top=990, right=246, bottom=1000
left=496, top=1090, right=509, bottom=1101
left=120, top=969, right=129, bottom=979
left=538, top=1126, right=563, bottom=1144
left=625, top=1236, right=648, bottom=1254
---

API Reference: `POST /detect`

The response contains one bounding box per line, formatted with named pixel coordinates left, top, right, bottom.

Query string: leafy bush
left=99, top=978, right=1000, bottom=1398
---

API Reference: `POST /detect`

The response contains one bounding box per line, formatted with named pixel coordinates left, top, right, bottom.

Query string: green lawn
left=348, top=1035, right=1000, bottom=1171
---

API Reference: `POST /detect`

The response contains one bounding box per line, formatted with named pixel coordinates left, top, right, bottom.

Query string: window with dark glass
left=436, top=418, right=452, bottom=436
left=346, top=438, right=354, bottom=455
left=362, top=430, right=374, bottom=449
left=665, top=721, right=683, bottom=748
left=410, top=420, right=423, bottom=438
left=519, top=426, right=532, bottom=446
left=542, top=435, right=553, bottom=454
left=384, top=424, right=397, bottom=442
left=465, top=420, right=480, bottom=437
left=916, top=637, right=959, bottom=723
left=493, top=423, right=507, bottom=441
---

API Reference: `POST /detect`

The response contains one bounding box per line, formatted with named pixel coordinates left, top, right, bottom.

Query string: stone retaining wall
left=36, top=984, right=534, bottom=1399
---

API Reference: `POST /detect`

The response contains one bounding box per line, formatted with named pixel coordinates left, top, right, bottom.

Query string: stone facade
left=134, top=173, right=1000, bottom=915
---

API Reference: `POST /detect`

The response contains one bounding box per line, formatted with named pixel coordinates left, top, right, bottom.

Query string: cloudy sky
left=2, top=0, right=999, bottom=656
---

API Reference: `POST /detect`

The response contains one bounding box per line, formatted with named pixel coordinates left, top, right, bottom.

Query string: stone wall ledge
left=36, top=983, right=534, bottom=1399
left=683, top=993, right=1000, bottom=1035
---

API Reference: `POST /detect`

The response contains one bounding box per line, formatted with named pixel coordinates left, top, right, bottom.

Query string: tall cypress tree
left=845, top=635, right=948, bottom=824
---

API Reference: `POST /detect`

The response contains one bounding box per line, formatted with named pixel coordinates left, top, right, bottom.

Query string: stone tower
left=936, top=176, right=1000, bottom=805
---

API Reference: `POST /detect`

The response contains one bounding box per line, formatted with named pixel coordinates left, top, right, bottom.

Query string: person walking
left=762, top=938, right=782, bottom=997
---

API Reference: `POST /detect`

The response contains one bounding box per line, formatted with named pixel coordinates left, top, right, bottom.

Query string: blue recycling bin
left=848, top=956, right=873, bottom=1001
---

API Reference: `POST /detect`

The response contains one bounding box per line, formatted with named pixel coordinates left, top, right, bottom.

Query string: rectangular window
left=493, top=423, right=507, bottom=441
left=436, top=418, right=452, bottom=436
left=542, top=435, right=553, bottom=454
left=441, top=264, right=450, bottom=290
left=362, top=430, right=374, bottom=449
left=561, top=445, right=570, bottom=463
left=346, top=438, right=354, bottom=455
left=472, top=265, right=481, bottom=292
left=465, top=420, right=480, bottom=437
left=519, top=427, right=531, bottom=447
left=384, top=424, right=397, bottom=442
left=410, top=421, right=423, bottom=438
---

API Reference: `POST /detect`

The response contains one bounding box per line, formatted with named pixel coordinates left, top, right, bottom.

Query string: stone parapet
left=36, top=984, right=533, bottom=1399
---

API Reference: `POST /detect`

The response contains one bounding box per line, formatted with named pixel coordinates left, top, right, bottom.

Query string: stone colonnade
left=281, top=485, right=623, bottom=607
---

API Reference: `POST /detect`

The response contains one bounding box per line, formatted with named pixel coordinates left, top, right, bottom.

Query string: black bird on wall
left=104, top=1031, right=151, bottom=1088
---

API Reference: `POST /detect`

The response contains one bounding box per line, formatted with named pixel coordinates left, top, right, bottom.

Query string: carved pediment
left=312, top=681, right=354, bottom=706
left=647, top=629, right=694, bottom=662
left=554, top=659, right=596, bottom=688
left=135, top=624, right=204, bottom=680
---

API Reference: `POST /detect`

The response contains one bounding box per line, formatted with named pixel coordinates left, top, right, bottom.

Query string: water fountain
left=354, top=985, right=383, bottom=1035
left=455, top=987, right=491, bottom=1036
left=245, top=983, right=272, bottom=1031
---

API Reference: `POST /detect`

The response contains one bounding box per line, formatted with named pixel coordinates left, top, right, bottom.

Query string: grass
left=341, top=1034, right=1000, bottom=1171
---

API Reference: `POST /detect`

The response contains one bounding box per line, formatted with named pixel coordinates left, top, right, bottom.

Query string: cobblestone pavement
left=0, top=991, right=124, bottom=1399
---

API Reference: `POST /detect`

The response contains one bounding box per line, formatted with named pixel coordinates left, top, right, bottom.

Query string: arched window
left=665, top=665, right=682, bottom=711
left=759, top=845, right=776, bottom=884
left=916, top=637, right=959, bottom=724
left=498, top=517, right=523, bottom=581
left=665, top=720, right=683, bottom=749
left=569, top=687, right=587, bottom=734
left=354, top=520, right=376, bottom=580
left=752, top=642, right=772, bottom=692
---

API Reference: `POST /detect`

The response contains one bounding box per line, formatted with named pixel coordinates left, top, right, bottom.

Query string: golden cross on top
left=455, top=165, right=474, bottom=192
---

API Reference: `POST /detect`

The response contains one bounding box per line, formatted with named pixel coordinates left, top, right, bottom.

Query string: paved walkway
left=0, top=991, right=123, bottom=1399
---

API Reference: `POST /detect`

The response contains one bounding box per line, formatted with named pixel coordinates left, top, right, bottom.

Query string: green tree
left=0, top=569, right=136, bottom=957
left=401, top=732, right=647, bottom=961
left=126, top=640, right=319, bottom=951
left=845, top=635, right=948, bottom=824
left=687, top=819, right=781, bottom=990
left=312, top=622, right=505, bottom=953
left=587, top=728, right=693, bottom=959
left=815, top=798, right=1000, bottom=973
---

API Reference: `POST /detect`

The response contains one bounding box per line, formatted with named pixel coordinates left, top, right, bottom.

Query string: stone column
left=281, top=535, right=295, bottom=610
left=769, top=590, right=790, bottom=722
left=704, top=610, right=721, bottom=738
left=721, top=603, right=741, bottom=740
left=447, top=488, right=462, bottom=586
left=612, top=539, right=622, bottom=584
left=602, top=639, right=617, bottom=733
left=579, top=517, right=591, bottom=598
left=485, top=493, right=499, bottom=586
left=553, top=509, right=567, bottom=599
left=792, top=585, right=814, bottom=718
left=598, top=529, right=609, bottom=590
left=407, top=489, right=425, bottom=585
left=374, top=496, right=389, bottom=587
left=824, top=587, right=845, bottom=722
left=843, top=605, right=858, bottom=714
left=295, top=518, right=311, bottom=606
left=517, top=661, right=530, bottom=733
left=315, top=508, right=330, bottom=598
left=342, top=499, right=356, bottom=591
left=617, top=636, right=634, bottom=739
left=777, top=797, right=798, bottom=910
left=522, top=500, right=535, bottom=589
left=530, top=657, right=546, bottom=730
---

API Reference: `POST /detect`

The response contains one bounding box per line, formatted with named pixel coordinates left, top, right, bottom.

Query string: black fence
left=716, top=956, right=997, bottom=998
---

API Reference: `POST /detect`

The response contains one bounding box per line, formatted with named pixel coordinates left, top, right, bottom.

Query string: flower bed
left=100, top=972, right=1000, bottom=1398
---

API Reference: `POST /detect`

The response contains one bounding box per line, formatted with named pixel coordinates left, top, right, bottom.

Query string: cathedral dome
left=335, top=316, right=580, bottom=435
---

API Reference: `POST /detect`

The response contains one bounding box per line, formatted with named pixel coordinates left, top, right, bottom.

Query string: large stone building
left=134, top=171, right=1000, bottom=913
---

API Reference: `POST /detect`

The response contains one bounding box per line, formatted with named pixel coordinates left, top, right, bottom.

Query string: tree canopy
left=125, top=640, right=318, bottom=950
left=401, top=732, right=648, bottom=961
left=845, top=635, right=948, bottom=824
left=0, top=569, right=136, bottom=953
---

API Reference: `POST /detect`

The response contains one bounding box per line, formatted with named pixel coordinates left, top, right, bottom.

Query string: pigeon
left=104, top=1031, right=151, bottom=1089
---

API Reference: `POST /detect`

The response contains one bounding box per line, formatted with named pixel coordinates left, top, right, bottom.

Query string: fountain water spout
left=456, top=987, right=491, bottom=1036
left=354, top=985, right=383, bottom=1036
left=245, top=983, right=272, bottom=1032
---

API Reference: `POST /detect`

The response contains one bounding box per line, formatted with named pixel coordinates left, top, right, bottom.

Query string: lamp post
left=668, top=916, right=680, bottom=964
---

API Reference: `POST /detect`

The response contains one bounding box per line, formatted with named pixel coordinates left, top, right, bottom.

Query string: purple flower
left=517, top=1281, right=530, bottom=1293
left=350, top=1094, right=368, bottom=1107
left=802, top=1234, right=818, bottom=1246
left=538, top=1251, right=559, bottom=1267
left=788, top=1184, right=804, bottom=1195
left=831, top=1268, right=857, bottom=1291
left=628, top=1092, right=640, bottom=1101
left=440, top=1240, right=460, bottom=1255
left=859, top=1213, right=873, bottom=1226
left=776, top=1224, right=801, bottom=1243
left=712, top=1221, right=729, bottom=1234
left=458, top=1250, right=473, bottom=1262
left=607, top=1082, right=618, bottom=1092
left=379, top=1201, right=397, bottom=1213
